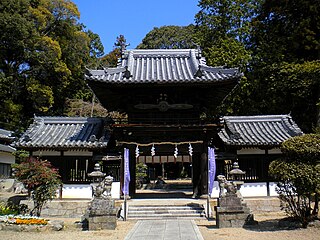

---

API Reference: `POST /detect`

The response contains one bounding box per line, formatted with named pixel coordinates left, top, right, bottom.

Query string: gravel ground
left=1, top=213, right=320, bottom=240
left=197, top=213, right=320, bottom=240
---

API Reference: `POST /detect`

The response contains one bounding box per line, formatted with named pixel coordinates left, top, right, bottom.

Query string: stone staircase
left=127, top=203, right=206, bottom=220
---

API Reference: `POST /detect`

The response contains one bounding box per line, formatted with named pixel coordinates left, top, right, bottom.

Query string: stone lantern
left=228, top=161, right=245, bottom=192
left=82, top=163, right=118, bottom=230
left=88, top=163, right=106, bottom=183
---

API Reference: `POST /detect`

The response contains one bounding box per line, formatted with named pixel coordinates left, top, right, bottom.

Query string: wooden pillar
left=192, top=152, right=201, bottom=198
left=265, top=149, right=270, bottom=196
left=120, top=148, right=124, bottom=197
left=200, top=151, right=208, bottom=196
left=129, top=146, right=136, bottom=196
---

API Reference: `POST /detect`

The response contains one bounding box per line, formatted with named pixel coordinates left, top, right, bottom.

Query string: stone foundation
left=20, top=197, right=280, bottom=218
left=86, top=215, right=117, bottom=230
left=215, top=193, right=257, bottom=228
left=82, top=198, right=118, bottom=230
left=21, top=199, right=90, bottom=218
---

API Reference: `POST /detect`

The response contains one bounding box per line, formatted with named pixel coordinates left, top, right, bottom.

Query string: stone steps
left=127, top=204, right=205, bottom=220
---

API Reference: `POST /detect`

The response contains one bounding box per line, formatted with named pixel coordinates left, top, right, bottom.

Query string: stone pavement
left=124, top=219, right=204, bottom=240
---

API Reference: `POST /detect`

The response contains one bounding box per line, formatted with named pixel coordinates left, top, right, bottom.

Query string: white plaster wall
left=209, top=181, right=278, bottom=197
left=60, top=182, right=120, bottom=199
left=0, top=152, right=15, bottom=164
left=61, top=182, right=277, bottom=199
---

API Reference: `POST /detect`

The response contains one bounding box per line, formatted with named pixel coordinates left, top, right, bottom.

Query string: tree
left=13, top=157, right=61, bottom=217
left=194, top=0, right=260, bottom=67
left=269, top=134, right=320, bottom=227
left=246, top=0, right=320, bottom=131
left=251, top=0, right=320, bottom=65
left=137, top=25, right=196, bottom=49
left=64, top=98, right=109, bottom=117
left=135, top=163, right=148, bottom=189
left=0, top=0, right=103, bottom=131
left=100, top=35, right=128, bottom=68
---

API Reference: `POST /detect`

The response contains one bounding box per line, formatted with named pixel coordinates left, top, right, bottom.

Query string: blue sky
left=73, top=0, right=200, bottom=53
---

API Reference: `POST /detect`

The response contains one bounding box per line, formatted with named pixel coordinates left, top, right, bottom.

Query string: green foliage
left=136, top=163, right=147, bottom=179
left=269, top=134, right=320, bottom=226
left=0, top=202, right=18, bottom=215
left=137, top=25, right=196, bottom=49
left=244, top=0, right=320, bottom=131
left=281, top=134, right=320, bottom=164
left=0, top=202, right=28, bottom=216
left=100, top=34, right=127, bottom=67
left=203, top=0, right=320, bottom=131
left=64, top=98, right=108, bottom=117
left=196, top=0, right=260, bottom=43
left=13, top=157, right=61, bottom=217
left=251, top=0, right=320, bottom=64
left=12, top=150, right=30, bottom=164
left=195, top=0, right=260, bottom=67
left=136, top=163, right=148, bottom=189
left=245, top=61, right=320, bottom=132
left=0, top=0, right=103, bottom=131
left=205, top=37, right=251, bottom=68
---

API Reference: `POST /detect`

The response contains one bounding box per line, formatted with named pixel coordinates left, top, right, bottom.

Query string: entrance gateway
left=14, top=48, right=303, bottom=199
left=85, top=48, right=241, bottom=197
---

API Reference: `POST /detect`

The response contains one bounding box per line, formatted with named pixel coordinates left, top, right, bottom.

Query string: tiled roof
left=85, top=49, right=242, bottom=84
left=0, top=129, right=14, bottom=141
left=218, top=115, right=303, bottom=147
left=14, top=116, right=110, bottom=150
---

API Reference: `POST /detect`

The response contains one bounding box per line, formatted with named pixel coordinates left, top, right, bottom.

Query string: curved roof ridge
left=14, top=116, right=109, bottom=150
left=124, top=48, right=198, bottom=55
left=0, top=128, right=14, bottom=140
left=222, top=114, right=291, bottom=121
left=86, top=49, right=242, bottom=84
left=218, top=114, right=303, bottom=147
left=32, top=116, right=103, bottom=124
left=281, top=115, right=304, bottom=135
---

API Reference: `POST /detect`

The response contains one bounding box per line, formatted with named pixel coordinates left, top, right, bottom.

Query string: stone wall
left=21, top=200, right=90, bottom=218
left=245, top=197, right=281, bottom=213
left=210, top=197, right=281, bottom=214
left=20, top=197, right=281, bottom=218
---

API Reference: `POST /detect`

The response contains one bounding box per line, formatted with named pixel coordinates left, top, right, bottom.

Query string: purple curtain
left=123, top=148, right=130, bottom=195
left=208, top=147, right=216, bottom=195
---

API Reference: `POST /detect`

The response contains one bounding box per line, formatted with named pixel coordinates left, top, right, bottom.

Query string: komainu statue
left=217, top=174, right=237, bottom=197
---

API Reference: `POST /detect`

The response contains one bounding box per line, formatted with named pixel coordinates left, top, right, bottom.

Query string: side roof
left=0, top=128, right=14, bottom=142
left=218, top=115, right=303, bottom=147
left=85, top=49, right=242, bottom=84
left=14, top=116, right=110, bottom=150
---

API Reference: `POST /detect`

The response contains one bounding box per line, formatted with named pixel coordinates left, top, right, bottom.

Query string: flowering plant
left=13, top=157, right=61, bottom=216
left=3, top=215, right=48, bottom=225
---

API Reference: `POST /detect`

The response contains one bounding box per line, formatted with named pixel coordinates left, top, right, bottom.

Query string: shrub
left=0, top=201, right=28, bottom=216
left=136, top=163, right=148, bottom=189
left=13, top=157, right=61, bottom=216
left=0, top=202, right=18, bottom=215
left=269, top=134, right=320, bottom=227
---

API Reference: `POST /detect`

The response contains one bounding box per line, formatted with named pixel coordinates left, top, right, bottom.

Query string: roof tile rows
left=218, top=115, right=303, bottom=147
left=85, top=49, right=241, bottom=84
left=14, top=116, right=110, bottom=150
left=0, top=129, right=14, bottom=141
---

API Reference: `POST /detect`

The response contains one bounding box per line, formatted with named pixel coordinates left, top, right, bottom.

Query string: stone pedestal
left=82, top=197, right=118, bottom=230
left=215, top=193, right=256, bottom=228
